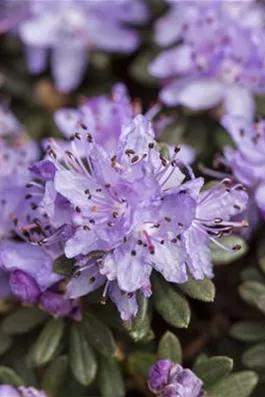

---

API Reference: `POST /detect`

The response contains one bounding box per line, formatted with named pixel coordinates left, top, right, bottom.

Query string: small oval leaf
left=207, top=371, right=258, bottom=397
left=0, top=332, right=12, bottom=356
left=0, top=366, right=24, bottom=386
left=158, top=331, right=182, bottom=364
left=128, top=352, right=157, bottom=379
left=212, top=235, right=248, bottom=265
left=70, top=323, right=97, bottom=386
left=178, top=276, right=215, bottom=302
left=242, top=343, right=265, bottom=369
left=125, top=295, right=152, bottom=342
left=41, top=355, right=68, bottom=397
left=82, top=313, right=116, bottom=358
left=53, top=255, right=75, bottom=276
left=194, top=356, right=233, bottom=386
left=28, top=318, right=65, bottom=367
left=230, top=322, right=265, bottom=342
left=99, top=358, right=125, bottom=397
left=239, top=281, right=265, bottom=308
left=1, top=307, right=48, bottom=335
left=152, top=274, right=190, bottom=328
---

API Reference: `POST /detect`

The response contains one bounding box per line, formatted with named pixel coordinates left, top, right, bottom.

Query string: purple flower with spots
left=0, top=385, right=47, bottom=397
left=181, top=177, right=248, bottom=278
left=150, top=0, right=265, bottom=120
left=23, top=85, right=248, bottom=320
left=0, top=105, right=39, bottom=239
left=148, top=360, right=205, bottom=397
left=2, top=0, right=148, bottom=92
left=212, top=114, right=265, bottom=234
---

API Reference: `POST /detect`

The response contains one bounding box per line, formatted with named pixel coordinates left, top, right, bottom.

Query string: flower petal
left=109, top=282, right=138, bottom=321
left=161, top=78, right=224, bottom=109
left=149, top=45, right=192, bottom=78
left=224, top=85, right=255, bottom=121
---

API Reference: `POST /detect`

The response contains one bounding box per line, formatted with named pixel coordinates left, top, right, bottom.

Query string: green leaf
left=0, top=366, right=24, bottom=386
left=212, top=235, right=248, bottom=265
left=70, top=324, right=97, bottom=386
left=125, top=295, right=153, bottom=342
left=239, top=281, right=265, bottom=309
left=1, top=307, right=48, bottom=335
left=82, top=313, right=116, bottom=358
left=28, top=318, right=65, bottom=366
left=241, top=267, right=264, bottom=283
left=158, top=331, right=182, bottom=364
left=194, top=356, right=233, bottom=386
left=99, top=358, right=125, bottom=397
left=230, top=322, right=265, bottom=342
left=178, top=276, right=215, bottom=302
left=152, top=273, right=190, bottom=328
left=53, top=255, right=75, bottom=276
left=257, top=232, right=265, bottom=275
left=41, top=355, right=68, bottom=397
left=207, top=371, right=258, bottom=397
left=129, top=50, right=158, bottom=86
left=242, top=343, right=265, bottom=369
left=0, top=332, right=12, bottom=356
left=128, top=352, right=157, bottom=379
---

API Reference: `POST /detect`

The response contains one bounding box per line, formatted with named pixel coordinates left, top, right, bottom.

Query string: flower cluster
left=150, top=0, right=265, bottom=120
left=214, top=115, right=265, bottom=234
left=0, top=385, right=47, bottom=397
left=148, top=360, right=205, bottom=397
left=18, top=84, right=248, bottom=320
left=1, top=0, right=148, bottom=92
left=0, top=105, right=80, bottom=318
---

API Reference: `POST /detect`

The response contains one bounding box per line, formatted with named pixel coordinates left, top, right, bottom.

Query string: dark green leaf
left=128, top=352, right=157, bottom=379
left=82, top=313, right=116, bottom=358
left=70, top=324, right=97, bottom=386
left=1, top=307, right=48, bottom=335
left=41, top=355, right=68, bottom=397
left=0, top=332, right=12, bottom=356
left=242, top=343, right=265, bottom=369
left=0, top=366, right=24, bottom=386
left=53, top=255, right=75, bottom=276
left=230, top=322, right=265, bottom=342
left=194, top=356, right=233, bottom=386
left=28, top=318, right=65, bottom=366
left=125, top=295, right=153, bottom=342
left=212, top=235, right=248, bottom=265
left=152, top=274, right=190, bottom=328
left=99, top=358, right=125, bottom=397
left=178, top=276, right=215, bottom=302
left=158, top=332, right=182, bottom=364
left=239, top=281, right=265, bottom=309
left=241, top=267, right=264, bottom=283
left=207, top=371, right=258, bottom=397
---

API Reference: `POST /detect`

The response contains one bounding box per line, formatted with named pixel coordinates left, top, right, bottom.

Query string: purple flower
left=0, top=240, right=80, bottom=319
left=5, top=0, right=148, bottom=92
left=0, top=385, right=48, bottom=397
left=150, top=0, right=265, bottom=120
left=148, top=360, right=205, bottom=397
left=215, top=114, right=265, bottom=232
left=181, top=177, right=248, bottom=279
left=0, top=106, right=39, bottom=239
left=24, top=87, right=248, bottom=320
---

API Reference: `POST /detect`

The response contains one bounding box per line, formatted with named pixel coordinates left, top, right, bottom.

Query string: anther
left=80, top=123, right=87, bottom=130
left=131, top=155, right=139, bottom=163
